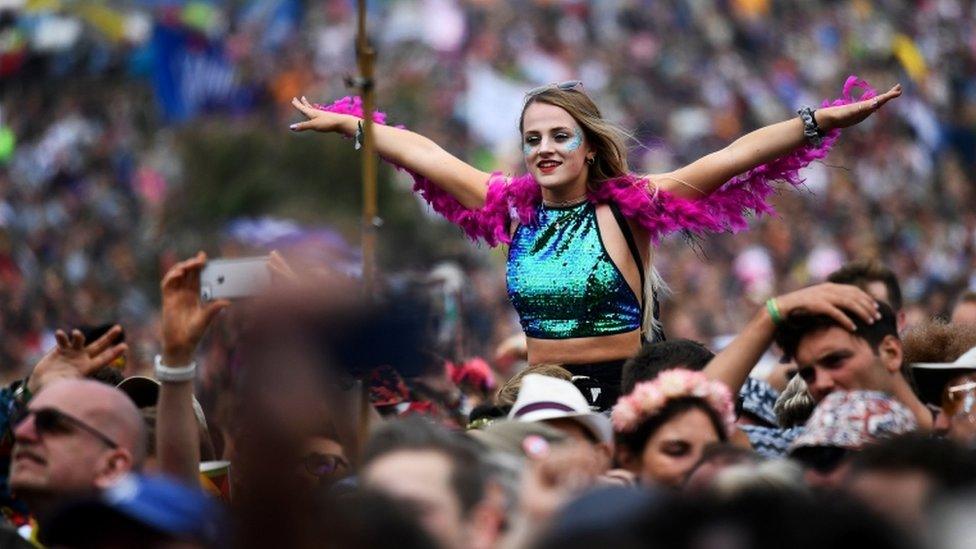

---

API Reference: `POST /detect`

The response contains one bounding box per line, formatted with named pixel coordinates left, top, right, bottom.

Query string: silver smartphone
left=200, top=257, right=272, bottom=301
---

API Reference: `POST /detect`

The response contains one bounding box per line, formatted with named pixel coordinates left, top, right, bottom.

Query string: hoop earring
left=585, top=157, right=595, bottom=165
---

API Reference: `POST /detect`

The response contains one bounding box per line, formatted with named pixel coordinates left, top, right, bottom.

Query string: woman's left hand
left=816, top=84, right=902, bottom=131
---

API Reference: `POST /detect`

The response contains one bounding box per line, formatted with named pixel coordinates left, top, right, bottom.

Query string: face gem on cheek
left=562, top=129, right=583, bottom=153
left=523, top=142, right=534, bottom=157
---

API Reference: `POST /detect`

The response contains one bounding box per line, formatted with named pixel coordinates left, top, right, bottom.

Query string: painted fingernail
left=289, top=124, right=299, bottom=131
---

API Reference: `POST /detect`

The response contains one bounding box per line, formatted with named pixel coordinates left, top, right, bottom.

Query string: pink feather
left=314, top=76, right=873, bottom=246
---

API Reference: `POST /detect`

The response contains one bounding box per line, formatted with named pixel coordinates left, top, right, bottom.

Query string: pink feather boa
left=316, top=76, right=874, bottom=246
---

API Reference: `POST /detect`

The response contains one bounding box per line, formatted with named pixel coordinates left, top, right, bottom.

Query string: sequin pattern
left=507, top=202, right=642, bottom=339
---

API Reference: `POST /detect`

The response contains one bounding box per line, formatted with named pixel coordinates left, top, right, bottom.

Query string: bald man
left=9, top=379, right=146, bottom=520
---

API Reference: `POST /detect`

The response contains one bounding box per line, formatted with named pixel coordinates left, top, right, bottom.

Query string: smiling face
left=521, top=102, right=592, bottom=200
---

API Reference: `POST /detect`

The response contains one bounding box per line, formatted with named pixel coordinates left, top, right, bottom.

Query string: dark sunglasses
left=525, top=80, right=584, bottom=99
left=12, top=406, right=119, bottom=449
left=303, top=452, right=349, bottom=478
left=792, top=446, right=849, bottom=474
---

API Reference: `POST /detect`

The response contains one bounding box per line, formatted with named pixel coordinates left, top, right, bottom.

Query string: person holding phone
left=290, top=78, right=901, bottom=410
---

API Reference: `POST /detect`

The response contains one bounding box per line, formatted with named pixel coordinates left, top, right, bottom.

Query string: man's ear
left=94, top=449, right=134, bottom=489
left=878, top=335, right=903, bottom=375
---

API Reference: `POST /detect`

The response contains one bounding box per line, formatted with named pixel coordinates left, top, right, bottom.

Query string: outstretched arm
left=290, top=97, right=491, bottom=209
left=653, top=85, right=902, bottom=199
left=158, top=252, right=230, bottom=485
left=703, top=283, right=879, bottom=395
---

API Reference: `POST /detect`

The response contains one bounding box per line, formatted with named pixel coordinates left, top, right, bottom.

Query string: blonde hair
left=496, top=363, right=573, bottom=406
left=519, top=88, right=630, bottom=190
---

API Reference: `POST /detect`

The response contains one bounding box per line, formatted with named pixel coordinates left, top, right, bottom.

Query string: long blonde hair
left=519, top=88, right=630, bottom=191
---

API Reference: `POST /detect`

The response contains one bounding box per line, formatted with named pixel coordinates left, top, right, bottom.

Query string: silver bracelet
left=797, top=106, right=824, bottom=147
left=154, top=354, right=197, bottom=383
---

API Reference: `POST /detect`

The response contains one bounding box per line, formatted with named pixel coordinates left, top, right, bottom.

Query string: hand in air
left=817, top=84, right=902, bottom=131
left=289, top=96, right=345, bottom=133
left=29, top=326, right=127, bottom=394
left=161, top=252, right=230, bottom=366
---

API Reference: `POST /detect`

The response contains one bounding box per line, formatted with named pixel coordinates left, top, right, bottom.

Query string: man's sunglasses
left=11, top=406, right=119, bottom=449
left=525, top=80, right=584, bottom=99
left=941, top=379, right=976, bottom=418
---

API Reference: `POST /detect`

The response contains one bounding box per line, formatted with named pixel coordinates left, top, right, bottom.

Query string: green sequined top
left=507, top=201, right=642, bottom=339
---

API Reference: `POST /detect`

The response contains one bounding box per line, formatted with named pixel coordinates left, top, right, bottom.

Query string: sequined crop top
left=507, top=201, right=642, bottom=339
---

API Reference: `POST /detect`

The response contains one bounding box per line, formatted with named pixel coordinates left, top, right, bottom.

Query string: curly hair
left=902, top=319, right=976, bottom=364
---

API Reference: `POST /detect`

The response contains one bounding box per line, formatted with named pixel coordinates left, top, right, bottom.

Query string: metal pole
left=355, top=0, right=377, bottom=466
left=357, top=0, right=378, bottom=295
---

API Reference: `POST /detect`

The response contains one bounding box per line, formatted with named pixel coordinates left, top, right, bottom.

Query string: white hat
left=911, top=345, right=976, bottom=406
left=508, top=374, right=613, bottom=446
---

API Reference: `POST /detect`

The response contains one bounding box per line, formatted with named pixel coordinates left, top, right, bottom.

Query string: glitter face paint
left=522, top=127, right=582, bottom=157
left=562, top=128, right=583, bottom=153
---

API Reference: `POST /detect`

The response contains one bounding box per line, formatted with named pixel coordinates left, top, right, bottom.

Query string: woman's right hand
left=289, top=96, right=350, bottom=134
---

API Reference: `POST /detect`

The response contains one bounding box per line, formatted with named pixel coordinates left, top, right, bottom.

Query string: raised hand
left=161, top=252, right=231, bottom=366
left=817, top=84, right=902, bottom=131
left=774, top=282, right=881, bottom=332
left=289, top=96, right=350, bottom=134
left=28, top=326, right=127, bottom=394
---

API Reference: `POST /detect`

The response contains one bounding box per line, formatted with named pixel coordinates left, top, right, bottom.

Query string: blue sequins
left=507, top=202, right=642, bottom=339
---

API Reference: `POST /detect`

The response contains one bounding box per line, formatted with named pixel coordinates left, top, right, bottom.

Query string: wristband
left=154, top=354, right=197, bottom=383
left=797, top=106, right=824, bottom=147
left=766, top=298, right=784, bottom=325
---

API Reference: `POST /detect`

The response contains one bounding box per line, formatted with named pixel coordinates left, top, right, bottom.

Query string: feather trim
left=315, top=76, right=872, bottom=246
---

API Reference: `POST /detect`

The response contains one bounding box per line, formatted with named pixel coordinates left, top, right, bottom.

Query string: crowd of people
left=1, top=252, right=975, bottom=548
left=1, top=0, right=976, bottom=547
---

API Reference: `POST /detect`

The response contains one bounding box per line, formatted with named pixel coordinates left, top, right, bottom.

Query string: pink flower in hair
left=611, top=369, right=736, bottom=436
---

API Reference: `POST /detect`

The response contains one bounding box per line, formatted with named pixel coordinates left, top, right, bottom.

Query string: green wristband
left=766, top=298, right=783, bottom=325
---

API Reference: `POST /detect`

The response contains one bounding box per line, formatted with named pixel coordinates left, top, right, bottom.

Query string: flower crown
left=611, top=369, right=736, bottom=436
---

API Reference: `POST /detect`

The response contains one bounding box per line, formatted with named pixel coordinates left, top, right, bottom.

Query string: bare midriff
left=526, top=328, right=642, bottom=365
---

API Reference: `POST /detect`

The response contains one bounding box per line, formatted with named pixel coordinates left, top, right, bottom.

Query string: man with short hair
left=361, top=418, right=504, bottom=549
left=704, top=283, right=932, bottom=451
left=9, top=378, right=145, bottom=539
left=773, top=300, right=930, bottom=427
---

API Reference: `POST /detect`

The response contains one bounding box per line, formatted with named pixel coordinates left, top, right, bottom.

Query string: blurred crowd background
left=1, top=0, right=975, bottom=379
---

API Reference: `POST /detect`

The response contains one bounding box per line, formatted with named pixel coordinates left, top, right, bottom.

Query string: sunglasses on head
left=525, top=80, right=584, bottom=99
left=303, top=452, right=349, bottom=478
left=11, top=406, right=119, bottom=449
left=941, top=379, right=976, bottom=418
